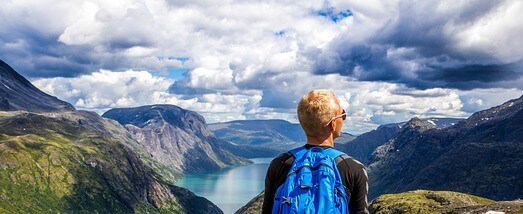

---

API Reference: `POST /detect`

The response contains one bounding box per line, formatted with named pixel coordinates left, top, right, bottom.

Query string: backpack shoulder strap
left=334, top=154, right=351, bottom=166
left=323, top=148, right=345, bottom=160
left=288, top=146, right=308, bottom=159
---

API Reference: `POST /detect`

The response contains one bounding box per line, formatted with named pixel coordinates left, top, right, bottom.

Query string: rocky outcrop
left=368, top=95, right=523, bottom=200
left=0, top=59, right=74, bottom=112
left=103, top=105, right=251, bottom=175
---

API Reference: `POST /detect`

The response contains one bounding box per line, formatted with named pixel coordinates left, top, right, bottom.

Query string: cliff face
left=368, top=96, right=523, bottom=200
left=0, top=110, right=221, bottom=213
left=0, top=60, right=75, bottom=112
left=103, top=105, right=251, bottom=175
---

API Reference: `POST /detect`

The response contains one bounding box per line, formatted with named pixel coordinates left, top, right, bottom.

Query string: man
left=262, top=89, right=369, bottom=214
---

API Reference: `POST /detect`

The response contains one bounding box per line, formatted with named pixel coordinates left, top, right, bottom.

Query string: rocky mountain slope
left=0, top=60, right=74, bottom=112
left=334, top=132, right=357, bottom=144
left=335, top=118, right=463, bottom=165
left=368, top=96, right=523, bottom=200
left=335, top=123, right=402, bottom=165
left=0, top=110, right=221, bottom=213
left=103, top=105, right=251, bottom=176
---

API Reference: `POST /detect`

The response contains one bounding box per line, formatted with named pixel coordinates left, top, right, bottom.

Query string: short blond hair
left=297, top=89, right=340, bottom=137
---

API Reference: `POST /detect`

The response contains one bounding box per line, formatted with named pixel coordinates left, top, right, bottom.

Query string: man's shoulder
left=336, top=154, right=366, bottom=171
left=269, top=152, right=294, bottom=166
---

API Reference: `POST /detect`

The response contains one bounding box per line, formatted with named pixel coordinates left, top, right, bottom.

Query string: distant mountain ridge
left=209, top=119, right=306, bottom=155
left=0, top=60, right=74, bottom=112
left=103, top=105, right=251, bottom=176
left=335, top=117, right=464, bottom=165
left=208, top=119, right=306, bottom=152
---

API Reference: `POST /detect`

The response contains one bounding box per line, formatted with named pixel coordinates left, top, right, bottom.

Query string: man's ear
left=328, top=120, right=336, bottom=131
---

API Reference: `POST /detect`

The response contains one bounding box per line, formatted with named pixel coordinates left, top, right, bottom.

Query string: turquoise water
left=175, top=158, right=273, bottom=214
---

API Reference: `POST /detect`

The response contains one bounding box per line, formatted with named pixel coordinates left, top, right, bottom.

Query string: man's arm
left=338, top=157, right=370, bottom=214
left=262, top=153, right=294, bottom=213
left=262, top=160, right=276, bottom=214
left=349, top=165, right=369, bottom=214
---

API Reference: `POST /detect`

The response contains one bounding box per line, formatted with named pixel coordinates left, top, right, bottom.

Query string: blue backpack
left=272, top=146, right=349, bottom=214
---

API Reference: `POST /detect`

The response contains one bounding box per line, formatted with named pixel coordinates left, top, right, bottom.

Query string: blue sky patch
left=151, top=68, right=189, bottom=80
left=166, top=68, right=189, bottom=80
left=317, top=7, right=352, bottom=22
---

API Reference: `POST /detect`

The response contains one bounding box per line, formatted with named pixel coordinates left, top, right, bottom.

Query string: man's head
left=297, top=89, right=345, bottom=140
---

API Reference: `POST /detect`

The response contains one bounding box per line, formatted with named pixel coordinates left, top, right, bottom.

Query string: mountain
left=0, top=110, right=221, bottom=213
left=0, top=60, right=221, bottom=213
left=235, top=191, right=264, bottom=214
left=334, top=132, right=357, bottom=144
left=102, top=105, right=251, bottom=175
left=335, top=123, right=402, bottom=165
left=213, top=140, right=282, bottom=158
left=335, top=118, right=463, bottom=165
left=235, top=190, right=522, bottom=214
left=208, top=119, right=306, bottom=152
left=0, top=60, right=74, bottom=112
left=368, top=96, right=523, bottom=200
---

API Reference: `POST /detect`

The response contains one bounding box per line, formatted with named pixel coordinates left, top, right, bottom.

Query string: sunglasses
left=325, top=109, right=346, bottom=126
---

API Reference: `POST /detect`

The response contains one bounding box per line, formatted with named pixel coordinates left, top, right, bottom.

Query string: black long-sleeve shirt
left=262, top=145, right=370, bottom=214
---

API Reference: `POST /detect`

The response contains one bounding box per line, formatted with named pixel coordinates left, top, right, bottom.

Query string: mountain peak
left=403, top=117, right=434, bottom=131
left=0, top=59, right=75, bottom=112
left=102, top=104, right=250, bottom=175
left=459, top=94, right=523, bottom=128
left=103, top=104, right=212, bottom=138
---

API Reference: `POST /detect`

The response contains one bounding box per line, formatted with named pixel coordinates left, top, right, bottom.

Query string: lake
left=175, top=158, right=273, bottom=214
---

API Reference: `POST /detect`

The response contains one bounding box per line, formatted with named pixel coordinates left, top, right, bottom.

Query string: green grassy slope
left=235, top=190, right=523, bottom=214
left=0, top=110, right=221, bottom=213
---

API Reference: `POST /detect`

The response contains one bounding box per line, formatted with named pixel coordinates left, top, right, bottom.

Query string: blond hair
left=297, top=89, right=340, bottom=137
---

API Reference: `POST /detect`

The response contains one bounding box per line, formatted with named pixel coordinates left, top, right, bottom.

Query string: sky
left=1, top=0, right=522, bottom=134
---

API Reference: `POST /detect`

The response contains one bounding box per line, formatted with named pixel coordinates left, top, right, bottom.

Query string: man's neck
left=305, top=135, right=334, bottom=147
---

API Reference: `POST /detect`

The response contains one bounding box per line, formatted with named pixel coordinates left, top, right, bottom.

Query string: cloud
left=31, top=69, right=257, bottom=123
left=5, top=0, right=523, bottom=134
left=312, top=0, right=523, bottom=90
left=31, top=69, right=522, bottom=134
